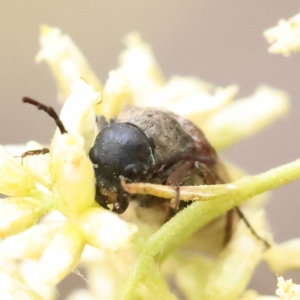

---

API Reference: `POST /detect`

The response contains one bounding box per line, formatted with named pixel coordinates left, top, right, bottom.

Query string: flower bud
left=37, top=222, right=85, bottom=285
left=0, top=197, right=48, bottom=238
left=51, top=134, right=96, bottom=214
left=77, top=208, right=137, bottom=251
left=0, top=146, right=36, bottom=197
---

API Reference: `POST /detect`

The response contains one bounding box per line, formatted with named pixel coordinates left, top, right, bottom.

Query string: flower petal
left=166, top=84, right=237, bottom=127
left=58, top=79, right=100, bottom=152
left=202, top=86, right=289, bottom=150
left=37, top=222, right=85, bottom=285
left=20, top=260, right=55, bottom=300
left=264, top=239, right=300, bottom=274
left=143, top=76, right=216, bottom=107
left=0, top=270, right=43, bottom=300
left=119, top=32, right=165, bottom=103
left=101, top=69, right=136, bottom=119
left=36, top=25, right=102, bottom=103
left=77, top=208, right=137, bottom=251
left=66, top=289, right=95, bottom=300
left=0, top=221, right=64, bottom=259
left=0, top=197, right=48, bottom=238
left=142, top=76, right=237, bottom=127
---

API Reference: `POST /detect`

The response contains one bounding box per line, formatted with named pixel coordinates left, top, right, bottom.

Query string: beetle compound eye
left=123, top=163, right=146, bottom=180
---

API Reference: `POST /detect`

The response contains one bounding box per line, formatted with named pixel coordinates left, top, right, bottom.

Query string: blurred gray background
left=1, top=0, right=300, bottom=297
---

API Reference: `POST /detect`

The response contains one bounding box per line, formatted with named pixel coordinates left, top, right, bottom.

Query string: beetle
left=22, top=97, right=269, bottom=247
left=89, top=106, right=229, bottom=212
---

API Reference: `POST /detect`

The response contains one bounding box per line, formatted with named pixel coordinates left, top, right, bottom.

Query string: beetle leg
left=147, top=148, right=216, bottom=178
left=234, top=207, right=270, bottom=249
left=194, top=162, right=270, bottom=248
left=166, top=161, right=195, bottom=211
left=113, top=192, right=129, bottom=214
left=195, top=163, right=236, bottom=245
left=194, top=162, right=221, bottom=184
left=95, top=191, right=110, bottom=210
left=223, top=208, right=235, bottom=245
left=194, top=162, right=237, bottom=245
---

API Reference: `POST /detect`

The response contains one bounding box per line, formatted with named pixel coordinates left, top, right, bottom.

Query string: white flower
left=264, top=13, right=300, bottom=56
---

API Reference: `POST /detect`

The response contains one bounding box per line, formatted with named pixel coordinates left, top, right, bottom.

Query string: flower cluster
left=0, top=79, right=137, bottom=299
left=264, top=13, right=300, bottom=56
left=0, top=15, right=300, bottom=299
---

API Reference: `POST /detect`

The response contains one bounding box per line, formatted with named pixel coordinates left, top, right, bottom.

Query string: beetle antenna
left=22, top=97, right=68, bottom=134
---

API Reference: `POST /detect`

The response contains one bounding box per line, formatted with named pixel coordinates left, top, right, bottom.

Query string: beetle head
left=89, top=122, right=154, bottom=212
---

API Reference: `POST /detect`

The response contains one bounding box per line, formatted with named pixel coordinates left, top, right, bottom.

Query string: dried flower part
left=57, top=79, right=100, bottom=152
left=264, top=239, right=300, bottom=274
left=77, top=208, right=137, bottom=251
left=37, top=222, right=85, bottom=285
left=0, top=146, right=36, bottom=197
left=276, top=276, right=300, bottom=300
left=202, top=86, right=289, bottom=150
left=0, top=197, right=48, bottom=238
left=0, top=221, right=65, bottom=259
left=119, top=32, right=165, bottom=102
left=264, top=13, right=300, bottom=56
left=0, top=270, right=43, bottom=300
left=36, top=25, right=102, bottom=103
left=50, top=134, right=96, bottom=214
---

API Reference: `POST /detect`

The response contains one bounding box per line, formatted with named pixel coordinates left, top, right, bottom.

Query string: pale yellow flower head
left=264, top=13, right=300, bottom=56
left=276, top=276, right=300, bottom=300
